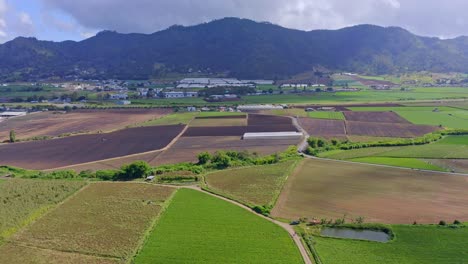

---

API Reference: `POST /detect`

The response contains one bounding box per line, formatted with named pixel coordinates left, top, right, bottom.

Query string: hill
left=1, top=17, right=468, bottom=81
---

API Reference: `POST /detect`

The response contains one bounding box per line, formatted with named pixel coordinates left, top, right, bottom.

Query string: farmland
left=0, top=179, right=86, bottom=242
left=349, top=157, right=446, bottom=171
left=312, top=225, right=468, bottom=264
left=153, top=136, right=300, bottom=165
left=299, top=118, right=346, bottom=139
left=189, top=116, right=247, bottom=127
left=138, top=112, right=196, bottom=126
left=343, top=111, right=409, bottom=123
left=345, top=121, right=439, bottom=137
left=7, top=182, right=175, bottom=262
left=134, top=188, right=303, bottom=264
left=0, top=125, right=184, bottom=170
left=0, top=109, right=172, bottom=141
left=271, top=158, right=468, bottom=223
left=204, top=160, right=298, bottom=206
left=307, top=111, right=345, bottom=120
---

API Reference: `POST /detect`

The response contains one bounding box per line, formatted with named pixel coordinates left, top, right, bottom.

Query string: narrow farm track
left=180, top=185, right=313, bottom=264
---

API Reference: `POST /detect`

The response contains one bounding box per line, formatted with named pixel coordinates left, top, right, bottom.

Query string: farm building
left=0, top=111, right=27, bottom=117
left=163, top=91, right=198, bottom=98
left=237, top=104, right=283, bottom=111
left=243, top=132, right=303, bottom=140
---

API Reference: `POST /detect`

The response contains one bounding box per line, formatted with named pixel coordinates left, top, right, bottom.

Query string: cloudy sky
left=1, top=0, right=467, bottom=43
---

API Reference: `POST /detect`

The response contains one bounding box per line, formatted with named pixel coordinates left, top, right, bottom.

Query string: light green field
left=313, top=225, right=468, bottom=264
left=204, top=161, right=297, bottom=207
left=135, top=189, right=303, bottom=264
left=198, top=112, right=246, bottom=117
left=307, top=111, right=345, bottom=120
left=349, top=157, right=446, bottom=171
left=0, top=179, right=86, bottom=242
left=139, top=112, right=197, bottom=126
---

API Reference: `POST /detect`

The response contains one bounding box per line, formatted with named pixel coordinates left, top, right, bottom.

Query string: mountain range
left=1, top=17, right=468, bottom=81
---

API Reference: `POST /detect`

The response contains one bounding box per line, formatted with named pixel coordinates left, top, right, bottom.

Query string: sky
left=1, top=0, right=468, bottom=43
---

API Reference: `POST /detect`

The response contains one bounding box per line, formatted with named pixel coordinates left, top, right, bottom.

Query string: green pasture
left=313, top=225, right=468, bottom=264
left=307, top=111, right=345, bottom=120
left=135, top=189, right=302, bottom=264
left=349, top=157, right=446, bottom=171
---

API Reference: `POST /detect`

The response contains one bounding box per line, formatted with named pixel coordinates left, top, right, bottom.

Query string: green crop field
left=10, top=182, right=175, bottom=261
left=262, top=108, right=308, bottom=117
left=307, top=111, right=345, bottom=120
left=198, top=112, right=246, bottom=117
left=189, top=117, right=247, bottom=127
left=313, top=225, right=468, bottom=264
left=135, top=189, right=303, bottom=264
left=139, top=112, right=197, bottom=126
left=204, top=161, right=298, bottom=207
left=349, top=157, right=446, bottom=171
left=0, top=179, right=86, bottom=242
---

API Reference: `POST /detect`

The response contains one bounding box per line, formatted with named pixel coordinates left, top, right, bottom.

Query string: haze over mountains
left=2, top=17, right=468, bottom=81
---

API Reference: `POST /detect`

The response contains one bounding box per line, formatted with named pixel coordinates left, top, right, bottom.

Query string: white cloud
left=19, top=12, right=33, bottom=26
left=0, top=2, right=36, bottom=43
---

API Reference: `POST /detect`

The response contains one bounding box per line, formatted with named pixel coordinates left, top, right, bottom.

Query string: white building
left=243, top=132, right=303, bottom=140
left=0, top=111, right=27, bottom=117
left=109, top=93, right=128, bottom=100
left=163, top=91, right=198, bottom=98
left=237, top=104, right=283, bottom=111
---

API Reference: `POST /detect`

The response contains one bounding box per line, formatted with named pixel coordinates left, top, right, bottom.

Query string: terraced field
left=135, top=189, right=303, bottom=264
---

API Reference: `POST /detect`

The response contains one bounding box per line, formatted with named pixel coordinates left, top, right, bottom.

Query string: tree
left=119, top=161, right=151, bottom=180
left=197, top=152, right=212, bottom=165
left=211, top=151, right=231, bottom=169
left=9, top=130, right=16, bottom=143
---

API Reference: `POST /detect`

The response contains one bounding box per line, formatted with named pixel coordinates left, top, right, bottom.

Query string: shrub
left=197, top=152, right=212, bottom=165
left=453, top=220, right=461, bottom=225
left=118, top=161, right=151, bottom=180
left=439, top=220, right=447, bottom=226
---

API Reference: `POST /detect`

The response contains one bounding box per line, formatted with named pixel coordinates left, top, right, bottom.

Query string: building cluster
left=176, top=78, right=273, bottom=89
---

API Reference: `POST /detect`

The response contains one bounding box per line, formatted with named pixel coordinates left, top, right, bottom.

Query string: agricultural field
left=271, top=158, right=468, bottom=223
left=6, top=182, right=175, bottom=262
left=349, top=157, right=446, bottom=171
left=138, top=112, right=197, bottom=126
left=0, top=125, right=184, bottom=170
left=134, top=188, right=303, bottom=264
left=0, top=179, right=86, bottom=242
left=348, top=106, right=468, bottom=129
left=260, top=108, right=308, bottom=117
left=153, top=136, right=300, bottom=165
left=345, top=121, right=439, bottom=138
left=189, top=115, right=247, bottom=127
left=307, top=111, right=345, bottom=120
left=0, top=109, right=171, bottom=141
left=299, top=118, right=346, bottom=139
left=343, top=111, right=409, bottom=123
left=204, top=160, right=298, bottom=206
left=312, top=225, right=468, bottom=264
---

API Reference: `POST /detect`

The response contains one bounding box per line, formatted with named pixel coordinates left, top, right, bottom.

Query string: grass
left=312, top=225, right=468, bottom=263
left=271, top=159, right=468, bottom=223
left=139, top=112, right=197, bottom=126
left=307, top=111, right=345, bottom=120
left=0, top=179, right=86, bottom=242
left=12, top=182, right=175, bottom=260
left=263, top=108, right=308, bottom=117
left=320, top=136, right=468, bottom=159
left=349, top=157, right=446, bottom=171
left=198, top=112, right=246, bottom=117
left=204, top=160, right=298, bottom=207
left=135, top=188, right=303, bottom=264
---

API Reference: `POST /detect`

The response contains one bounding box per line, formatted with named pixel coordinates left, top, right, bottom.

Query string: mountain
left=1, top=17, right=468, bottom=81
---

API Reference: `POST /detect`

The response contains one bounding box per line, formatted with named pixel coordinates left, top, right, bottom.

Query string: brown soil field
left=248, top=114, right=293, bottom=126
left=0, top=125, right=183, bottom=170
left=189, top=117, right=247, bottom=127
left=0, top=108, right=171, bottom=141
left=426, top=159, right=468, bottom=174
left=299, top=118, right=346, bottom=139
left=153, top=136, right=300, bottom=165
left=343, top=111, right=410, bottom=123
left=183, top=125, right=297, bottom=137
left=12, top=182, right=175, bottom=260
left=0, top=244, right=119, bottom=264
left=345, top=121, right=439, bottom=138
left=271, top=158, right=468, bottom=224
left=295, top=103, right=402, bottom=111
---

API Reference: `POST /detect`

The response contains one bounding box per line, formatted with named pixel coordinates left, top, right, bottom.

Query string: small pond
left=321, top=227, right=390, bottom=242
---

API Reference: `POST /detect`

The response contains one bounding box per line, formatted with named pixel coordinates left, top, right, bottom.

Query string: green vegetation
left=204, top=160, right=298, bottom=209
left=198, top=111, right=245, bottom=117
left=138, top=112, right=197, bottom=126
left=311, top=225, right=468, bottom=263
left=0, top=179, right=86, bottom=242
left=349, top=157, right=446, bottom=171
left=308, top=111, right=345, bottom=120
left=135, top=189, right=303, bottom=264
